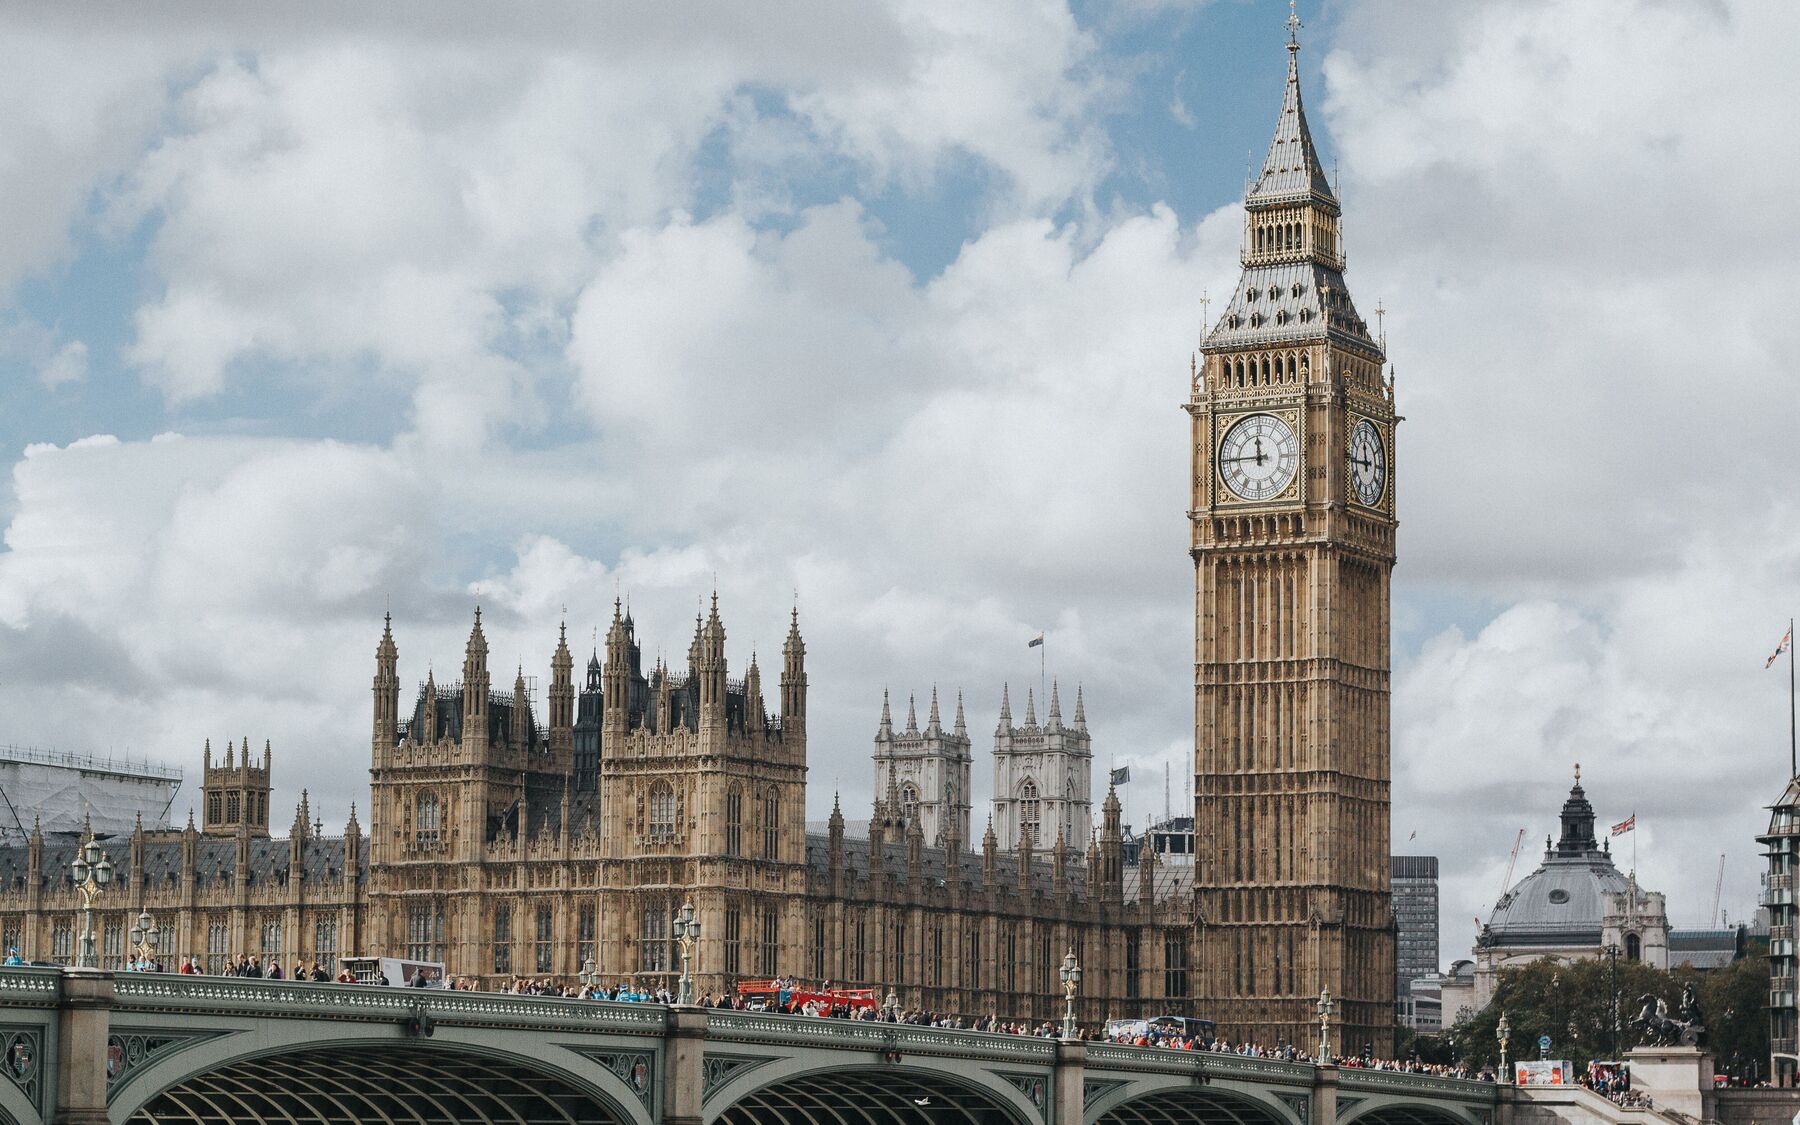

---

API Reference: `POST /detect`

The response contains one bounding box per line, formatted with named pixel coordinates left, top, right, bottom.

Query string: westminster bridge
left=0, top=967, right=1508, bottom=1125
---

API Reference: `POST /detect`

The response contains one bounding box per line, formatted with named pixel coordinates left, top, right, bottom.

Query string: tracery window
left=407, top=901, right=445, bottom=962
left=314, top=915, right=338, bottom=962
left=762, top=793, right=779, bottom=859
left=640, top=903, right=671, bottom=973
left=260, top=917, right=283, bottom=959
left=1018, top=779, right=1040, bottom=847
left=52, top=922, right=72, bottom=962
left=207, top=918, right=228, bottom=975
left=725, top=907, right=742, bottom=975
left=899, top=783, right=919, bottom=822
left=577, top=904, right=596, bottom=968
left=1164, top=932, right=1190, bottom=997
left=648, top=782, right=677, bottom=839
left=760, top=909, right=779, bottom=976
left=494, top=904, right=512, bottom=974
left=724, top=785, right=743, bottom=856
left=102, top=919, right=123, bottom=970
left=415, top=790, right=442, bottom=845
left=535, top=906, right=554, bottom=974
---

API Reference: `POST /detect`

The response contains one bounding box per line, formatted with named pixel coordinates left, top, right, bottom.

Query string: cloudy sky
left=1, top=0, right=1796, bottom=964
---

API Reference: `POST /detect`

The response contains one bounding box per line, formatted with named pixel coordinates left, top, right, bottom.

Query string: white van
left=340, top=956, right=447, bottom=988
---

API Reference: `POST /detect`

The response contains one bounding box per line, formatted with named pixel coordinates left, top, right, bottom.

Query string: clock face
left=1218, top=413, right=1300, bottom=502
left=1349, top=417, right=1386, bottom=507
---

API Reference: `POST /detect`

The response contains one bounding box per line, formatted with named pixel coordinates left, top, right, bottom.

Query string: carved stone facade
left=990, top=684, right=1093, bottom=853
left=1190, top=21, right=1397, bottom=1056
left=0, top=600, right=1195, bottom=1027
left=872, top=688, right=972, bottom=849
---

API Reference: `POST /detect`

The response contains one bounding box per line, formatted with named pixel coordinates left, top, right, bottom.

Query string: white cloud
left=37, top=340, right=88, bottom=389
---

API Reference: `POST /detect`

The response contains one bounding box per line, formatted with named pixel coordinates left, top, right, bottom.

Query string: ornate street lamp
left=1496, top=1012, right=1512, bottom=1079
left=1316, top=988, right=1333, bottom=1063
left=883, top=988, right=900, bottom=1019
left=671, top=901, right=701, bottom=1005
left=69, top=835, right=115, bottom=969
left=1603, top=944, right=1622, bottom=1058
left=577, top=958, right=600, bottom=997
left=126, top=910, right=161, bottom=971
left=1059, top=948, right=1083, bottom=1040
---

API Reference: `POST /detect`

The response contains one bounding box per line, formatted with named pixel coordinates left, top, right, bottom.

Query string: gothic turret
left=549, top=619, right=574, bottom=761
left=781, top=605, right=807, bottom=739
left=373, top=612, right=400, bottom=763
left=461, top=607, right=491, bottom=757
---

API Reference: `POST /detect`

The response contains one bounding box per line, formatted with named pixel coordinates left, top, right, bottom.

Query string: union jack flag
left=1610, top=814, right=1635, bottom=837
left=1768, top=626, right=1793, bottom=669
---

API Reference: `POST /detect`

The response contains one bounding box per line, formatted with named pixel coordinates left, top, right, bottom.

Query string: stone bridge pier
left=0, top=968, right=1499, bottom=1125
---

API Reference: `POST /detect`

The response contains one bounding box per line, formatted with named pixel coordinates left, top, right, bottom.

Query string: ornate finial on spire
left=1375, top=299, right=1387, bottom=352
left=1286, top=0, right=1302, bottom=49
left=927, top=686, right=941, bottom=733
left=1574, top=761, right=1581, bottom=785
left=905, top=693, right=919, bottom=734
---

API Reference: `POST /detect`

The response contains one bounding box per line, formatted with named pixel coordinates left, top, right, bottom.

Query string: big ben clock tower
left=1189, top=8, right=1397, bottom=1057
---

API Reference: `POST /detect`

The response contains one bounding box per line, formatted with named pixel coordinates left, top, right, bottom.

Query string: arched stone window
left=649, top=782, right=677, bottom=839
left=1626, top=932, right=1641, bottom=961
left=1019, top=779, right=1041, bottom=846
left=900, top=783, right=920, bottom=822
left=762, top=792, right=780, bottom=859
left=415, top=791, right=441, bottom=845
left=724, top=784, right=743, bottom=856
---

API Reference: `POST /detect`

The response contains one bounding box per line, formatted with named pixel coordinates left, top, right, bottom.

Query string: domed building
left=1438, top=768, right=1668, bottom=1025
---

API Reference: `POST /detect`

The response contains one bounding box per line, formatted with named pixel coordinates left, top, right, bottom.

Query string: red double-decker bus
left=735, top=978, right=879, bottom=1015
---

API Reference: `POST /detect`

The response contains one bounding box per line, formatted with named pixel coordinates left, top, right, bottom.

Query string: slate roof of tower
left=1203, top=261, right=1378, bottom=353
left=1247, top=38, right=1339, bottom=209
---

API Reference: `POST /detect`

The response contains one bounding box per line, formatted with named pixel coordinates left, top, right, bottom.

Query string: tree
left=1443, top=954, right=1760, bottom=1070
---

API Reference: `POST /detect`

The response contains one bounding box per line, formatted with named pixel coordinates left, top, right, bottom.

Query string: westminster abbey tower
left=1190, top=12, right=1398, bottom=1056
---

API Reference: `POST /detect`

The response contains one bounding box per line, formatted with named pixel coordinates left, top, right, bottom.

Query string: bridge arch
left=1086, top=1082, right=1303, bottom=1125
left=1339, top=1100, right=1486, bottom=1125
left=110, top=1039, right=652, bottom=1125
left=708, top=1062, right=1039, bottom=1125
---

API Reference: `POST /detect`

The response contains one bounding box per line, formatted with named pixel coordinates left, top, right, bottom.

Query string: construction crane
left=1711, top=853, right=1726, bottom=928
left=1489, top=828, right=1527, bottom=925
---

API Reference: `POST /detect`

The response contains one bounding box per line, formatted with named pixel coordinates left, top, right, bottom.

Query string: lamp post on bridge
left=1496, top=1012, right=1511, bottom=1081
left=672, top=901, right=700, bottom=1005
left=69, top=835, right=114, bottom=969
left=1603, top=943, right=1622, bottom=1058
left=1059, top=948, right=1082, bottom=1040
left=1316, top=988, right=1333, bottom=1063
left=127, top=910, right=160, bottom=971
left=578, top=958, right=600, bottom=998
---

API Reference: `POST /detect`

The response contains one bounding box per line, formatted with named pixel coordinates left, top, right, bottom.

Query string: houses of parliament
left=0, top=20, right=1397, bottom=1052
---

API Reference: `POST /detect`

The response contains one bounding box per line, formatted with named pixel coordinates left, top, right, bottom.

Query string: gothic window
left=227, top=792, right=241, bottom=822
left=577, top=904, right=596, bottom=968
left=1164, top=931, right=1190, bottom=997
left=812, top=915, right=826, bottom=980
left=0, top=924, right=17, bottom=961
left=725, top=785, right=743, bottom=856
left=102, top=918, right=124, bottom=970
left=415, top=791, right=441, bottom=845
left=899, top=783, right=919, bottom=822
left=207, top=792, right=221, bottom=826
left=1125, top=930, right=1142, bottom=998
left=1003, top=932, right=1018, bottom=992
left=1018, top=779, right=1040, bottom=846
left=260, top=917, right=283, bottom=958
left=760, top=909, right=779, bottom=976
left=762, top=793, right=779, bottom=860
left=648, top=782, right=677, bottom=839
left=535, top=906, right=554, bottom=974
left=852, top=917, right=866, bottom=981
left=52, top=922, right=72, bottom=963
left=893, top=916, right=907, bottom=981
left=1626, top=932, right=1641, bottom=961
left=206, top=918, right=228, bottom=975
left=725, top=907, right=742, bottom=975
left=965, top=926, right=981, bottom=990
left=1037, top=932, right=1053, bottom=995
left=314, top=915, right=338, bottom=961
left=493, top=905, right=512, bottom=974
left=407, top=902, right=445, bottom=962
left=641, top=902, right=671, bottom=973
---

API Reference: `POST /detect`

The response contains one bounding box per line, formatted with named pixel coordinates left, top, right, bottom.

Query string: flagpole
left=1790, top=616, right=1796, bottom=779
